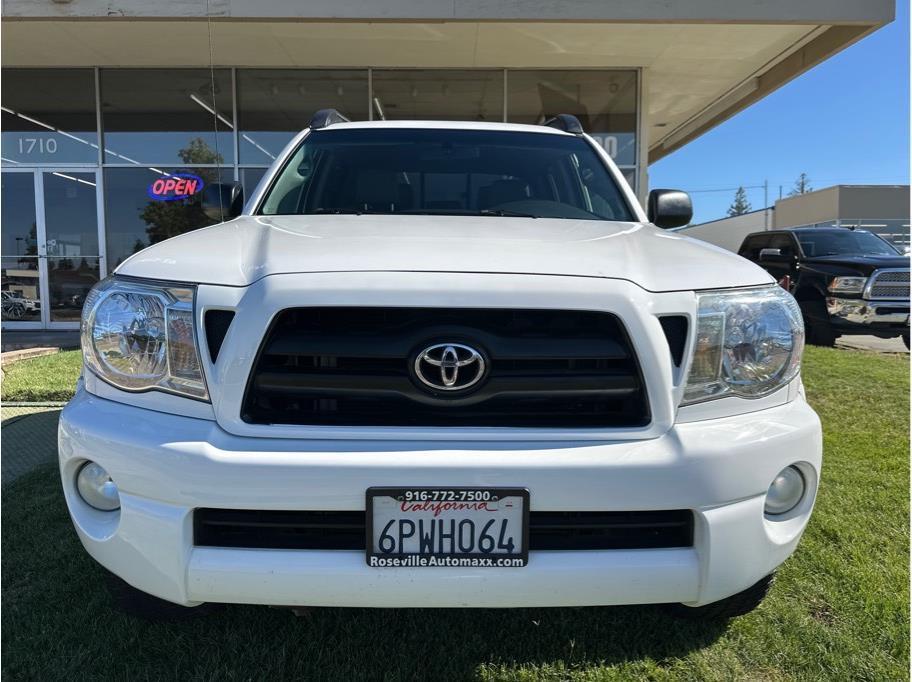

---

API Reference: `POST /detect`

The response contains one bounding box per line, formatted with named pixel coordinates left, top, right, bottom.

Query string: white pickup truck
left=60, top=111, right=820, bottom=620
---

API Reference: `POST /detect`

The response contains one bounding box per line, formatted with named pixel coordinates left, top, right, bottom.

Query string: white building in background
left=0, top=0, right=895, bottom=328
left=676, top=185, right=911, bottom=253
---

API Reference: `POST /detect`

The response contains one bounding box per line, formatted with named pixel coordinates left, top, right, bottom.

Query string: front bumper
left=59, top=386, right=822, bottom=609
left=827, top=297, right=910, bottom=333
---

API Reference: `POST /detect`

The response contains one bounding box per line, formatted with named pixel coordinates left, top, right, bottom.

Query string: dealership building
left=0, top=0, right=895, bottom=328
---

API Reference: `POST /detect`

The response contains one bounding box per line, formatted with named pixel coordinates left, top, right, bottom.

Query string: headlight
left=828, top=276, right=867, bottom=295
left=682, top=285, right=804, bottom=405
left=81, top=278, right=208, bottom=400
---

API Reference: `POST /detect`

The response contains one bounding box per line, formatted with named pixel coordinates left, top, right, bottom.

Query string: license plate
left=366, top=487, right=529, bottom=567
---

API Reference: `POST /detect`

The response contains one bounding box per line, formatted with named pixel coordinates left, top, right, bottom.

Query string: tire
left=903, top=332, right=910, bottom=350
left=104, top=570, right=220, bottom=621
left=798, top=297, right=837, bottom=347
left=667, top=574, right=774, bottom=621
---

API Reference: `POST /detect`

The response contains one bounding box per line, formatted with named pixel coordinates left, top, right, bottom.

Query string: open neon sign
left=147, top=173, right=205, bottom=201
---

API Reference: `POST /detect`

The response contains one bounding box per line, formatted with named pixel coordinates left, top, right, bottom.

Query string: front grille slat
left=264, top=334, right=631, bottom=360
left=869, top=270, right=910, bottom=300
left=243, top=307, right=650, bottom=428
left=194, top=509, right=694, bottom=551
left=253, top=372, right=639, bottom=399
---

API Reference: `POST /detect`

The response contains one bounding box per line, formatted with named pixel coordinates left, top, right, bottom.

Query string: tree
left=788, top=173, right=812, bottom=196
left=727, top=186, right=752, bottom=216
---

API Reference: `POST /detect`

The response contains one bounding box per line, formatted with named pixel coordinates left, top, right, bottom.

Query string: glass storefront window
left=622, top=168, right=637, bottom=193
left=101, top=69, right=235, bottom=165
left=48, top=257, right=100, bottom=322
left=104, top=166, right=234, bottom=268
left=1, top=172, right=41, bottom=322
left=371, top=70, right=504, bottom=123
left=42, top=171, right=101, bottom=321
left=2, top=69, right=98, bottom=165
left=507, top=70, right=637, bottom=165
left=43, top=171, right=99, bottom=256
left=240, top=167, right=268, bottom=199
left=238, top=70, right=369, bottom=165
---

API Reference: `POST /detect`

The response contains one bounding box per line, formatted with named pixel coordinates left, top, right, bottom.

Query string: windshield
left=258, top=128, right=635, bottom=221
left=796, top=230, right=899, bottom=257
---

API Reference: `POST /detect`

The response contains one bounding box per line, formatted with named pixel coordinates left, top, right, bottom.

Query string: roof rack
left=542, top=114, right=584, bottom=135
left=309, top=108, right=350, bottom=130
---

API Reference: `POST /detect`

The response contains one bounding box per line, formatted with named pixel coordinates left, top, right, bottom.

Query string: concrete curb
left=1, top=347, right=62, bottom=368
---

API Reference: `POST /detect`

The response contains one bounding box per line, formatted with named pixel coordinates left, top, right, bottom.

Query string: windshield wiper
left=311, top=208, right=387, bottom=215
left=478, top=209, right=538, bottom=219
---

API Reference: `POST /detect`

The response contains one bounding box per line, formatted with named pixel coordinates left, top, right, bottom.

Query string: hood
left=802, top=253, right=910, bottom=276
left=116, top=215, right=773, bottom=293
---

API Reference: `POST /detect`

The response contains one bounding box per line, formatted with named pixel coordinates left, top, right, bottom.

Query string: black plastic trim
left=204, top=310, right=235, bottom=363
left=542, top=114, right=584, bottom=135
left=309, top=108, right=350, bottom=129
left=659, top=315, right=689, bottom=367
left=194, top=508, right=694, bottom=551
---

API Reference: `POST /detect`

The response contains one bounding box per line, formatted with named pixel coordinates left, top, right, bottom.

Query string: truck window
left=796, top=230, right=898, bottom=257
left=739, top=235, right=769, bottom=260
left=769, top=234, right=796, bottom=257
left=259, top=128, right=635, bottom=222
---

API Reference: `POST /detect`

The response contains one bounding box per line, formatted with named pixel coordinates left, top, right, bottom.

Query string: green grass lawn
left=0, top=350, right=82, bottom=402
left=1, top=347, right=908, bottom=680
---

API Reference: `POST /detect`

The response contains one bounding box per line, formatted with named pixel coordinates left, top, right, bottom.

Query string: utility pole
left=763, top=179, right=769, bottom=229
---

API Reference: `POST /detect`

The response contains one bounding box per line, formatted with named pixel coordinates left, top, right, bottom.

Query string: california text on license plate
left=366, top=487, right=529, bottom=567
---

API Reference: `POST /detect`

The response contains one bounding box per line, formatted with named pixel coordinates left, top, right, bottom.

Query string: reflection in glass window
left=371, top=70, right=504, bottom=123
left=48, top=257, right=100, bottom=322
left=42, top=171, right=99, bottom=256
left=2, top=69, right=98, bottom=165
left=507, top=70, right=637, bottom=165
left=238, top=70, right=368, bottom=164
left=104, top=167, right=233, bottom=268
left=1, top=259, right=41, bottom=322
left=1, top=172, right=38, bottom=257
left=622, top=168, right=637, bottom=193
left=1, top=172, right=41, bottom=321
left=101, top=69, right=234, bottom=165
left=241, top=167, right=268, bottom=199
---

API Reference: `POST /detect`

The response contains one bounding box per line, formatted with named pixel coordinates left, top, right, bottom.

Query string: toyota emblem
left=413, top=343, right=486, bottom=392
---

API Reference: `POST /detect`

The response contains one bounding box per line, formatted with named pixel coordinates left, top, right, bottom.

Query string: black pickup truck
left=739, top=227, right=909, bottom=347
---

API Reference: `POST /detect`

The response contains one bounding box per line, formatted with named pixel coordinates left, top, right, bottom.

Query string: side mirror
left=647, top=189, right=692, bottom=229
left=759, top=247, right=791, bottom=263
left=201, top=182, right=244, bottom=222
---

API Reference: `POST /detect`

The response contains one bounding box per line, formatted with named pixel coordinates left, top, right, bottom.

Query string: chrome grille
left=868, top=270, right=910, bottom=300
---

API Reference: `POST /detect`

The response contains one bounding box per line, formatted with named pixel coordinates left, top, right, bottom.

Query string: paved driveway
left=1, top=406, right=61, bottom=485
left=836, top=335, right=908, bottom=353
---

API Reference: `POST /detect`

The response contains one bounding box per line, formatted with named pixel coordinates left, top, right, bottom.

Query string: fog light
left=765, top=465, right=805, bottom=515
left=76, top=462, right=120, bottom=511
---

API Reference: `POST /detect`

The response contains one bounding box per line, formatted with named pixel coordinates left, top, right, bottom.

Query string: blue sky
left=650, top=0, right=910, bottom=224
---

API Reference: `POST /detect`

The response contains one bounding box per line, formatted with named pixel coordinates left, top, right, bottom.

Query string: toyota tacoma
left=60, top=111, right=820, bottom=620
